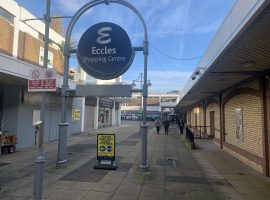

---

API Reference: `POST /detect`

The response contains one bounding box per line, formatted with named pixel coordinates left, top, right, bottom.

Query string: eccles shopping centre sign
left=77, top=22, right=134, bottom=80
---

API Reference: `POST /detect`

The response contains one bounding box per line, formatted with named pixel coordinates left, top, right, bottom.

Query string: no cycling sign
left=28, top=68, right=56, bottom=92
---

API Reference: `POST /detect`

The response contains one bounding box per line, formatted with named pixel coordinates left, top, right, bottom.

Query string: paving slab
left=1, top=122, right=270, bottom=200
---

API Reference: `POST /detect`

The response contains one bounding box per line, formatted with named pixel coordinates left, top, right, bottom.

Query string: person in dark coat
left=163, top=118, right=170, bottom=135
left=179, top=119, right=184, bottom=134
left=154, top=118, right=161, bottom=134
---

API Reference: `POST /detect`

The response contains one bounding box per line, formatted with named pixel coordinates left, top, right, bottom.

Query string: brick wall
left=17, top=31, right=63, bottom=74
left=0, top=18, right=14, bottom=56
left=186, top=110, right=191, bottom=125
left=224, top=93, right=263, bottom=158
left=224, top=147, right=263, bottom=173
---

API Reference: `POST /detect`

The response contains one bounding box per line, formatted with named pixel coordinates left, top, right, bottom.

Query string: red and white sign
left=28, top=68, right=57, bottom=92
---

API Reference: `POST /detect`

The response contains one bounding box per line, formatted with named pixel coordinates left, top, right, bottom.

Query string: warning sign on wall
left=28, top=68, right=56, bottom=92
left=72, top=109, right=80, bottom=121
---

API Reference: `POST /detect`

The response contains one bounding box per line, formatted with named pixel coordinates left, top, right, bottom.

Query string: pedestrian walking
left=179, top=119, right=184, bottom=134
left=154, top=118, right=161, bottom=134
left=163, top=118, right=170, bottom=135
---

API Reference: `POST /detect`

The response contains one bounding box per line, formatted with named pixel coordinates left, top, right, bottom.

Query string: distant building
left=76, top=67, right=122, bottom=130
left=121, top=92, right=180, bottom=121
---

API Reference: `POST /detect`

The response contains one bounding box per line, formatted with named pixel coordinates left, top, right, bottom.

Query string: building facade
left=77, top=67, right=122, bottom=131
left=176, top=0, right=270, bottom=176
left=121, top=93, right=180, bottom=120
left=0, top=0, right=81, bottom=149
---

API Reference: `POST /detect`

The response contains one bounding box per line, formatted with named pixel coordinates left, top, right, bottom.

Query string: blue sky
left=16, top=0, right=235, bottom=93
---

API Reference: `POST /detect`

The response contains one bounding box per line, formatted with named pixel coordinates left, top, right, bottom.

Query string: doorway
left=210, top=111, right=215, bottom=137
left=195, top=113, right=198, bottom=128
left=0, top=87, right=3, bottom=131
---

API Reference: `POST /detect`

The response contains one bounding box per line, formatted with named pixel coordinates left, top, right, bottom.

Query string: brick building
left=0, top=0, right=81, bottom=149
left=176, top=0, right=270, bottom=176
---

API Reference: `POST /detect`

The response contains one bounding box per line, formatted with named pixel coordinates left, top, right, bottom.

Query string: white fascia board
left=160, top=102, right=178, bottom=107
left=0, top=53, right=76, bottom=89
left=1, top=0, right=19, bottom=14
left=56, top=75, right=76, bottom=90
left=19, top=7, right=64, bottom=44
left=1, top=0, right=64, bottom=44
left=181, top=0, right=267, bottom=99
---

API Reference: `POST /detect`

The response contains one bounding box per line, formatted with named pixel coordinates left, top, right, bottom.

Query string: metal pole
left=56, top=36, right=70, bottom=167
left=34, top=0, right=50, bottom=199
left=140, top=40, right=148, bottom=170
left=56, top=0, right=149, bottom=171
left=140, top=73, right=143, bottom=133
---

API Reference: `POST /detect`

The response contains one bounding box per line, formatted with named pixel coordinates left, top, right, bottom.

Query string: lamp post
left=132, top=73, right=151, bottom=133
left=58, top=0, right=149, bottom=171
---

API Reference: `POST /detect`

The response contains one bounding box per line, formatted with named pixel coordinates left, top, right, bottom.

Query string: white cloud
left=123, top=70, right=192, bottom=93
left=192, top=18, right=223, bottom=34
left=56, top=0, right=89, bottom=13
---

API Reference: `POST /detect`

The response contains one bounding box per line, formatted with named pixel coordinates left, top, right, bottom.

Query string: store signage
left=77, top=22, right=134, bottom=80
left=99, top=99, right=114, bottom=108
left=28, top=68, right=56, bottom=92
left=97, top=134, right=115, bottom=161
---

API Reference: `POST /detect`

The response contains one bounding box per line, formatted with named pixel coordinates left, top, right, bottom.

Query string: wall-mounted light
left=242, top=61, right=256, bottom=67
left=217, top=79, right=228, bottom=84
left=191, top=74, right=196, bottom=80
left=195, top=67, right=206, bottom=75
left=194, top=107, right=200, bottom=114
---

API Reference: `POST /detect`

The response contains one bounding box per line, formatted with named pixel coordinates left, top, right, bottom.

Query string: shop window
left=39, top=47, right=54, bottom=68
left=0, top=7, right=14, bottom=24
left=32, top=110, right=40, bottom=126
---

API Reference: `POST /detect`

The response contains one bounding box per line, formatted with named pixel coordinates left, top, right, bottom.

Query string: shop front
left=98, top=98, right=114, bottom=128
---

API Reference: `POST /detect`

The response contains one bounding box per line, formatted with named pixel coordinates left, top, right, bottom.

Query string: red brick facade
left=0, top=18, right=63, bottom=75
left=17, top=31, right=63, bottom=74
left=0, top=18, right=14, bottom=56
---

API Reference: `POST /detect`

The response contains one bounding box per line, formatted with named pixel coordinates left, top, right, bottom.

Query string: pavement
left=0, top=121, right=270, bottom=200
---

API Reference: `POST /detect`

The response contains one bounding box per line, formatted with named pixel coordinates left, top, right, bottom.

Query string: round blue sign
left=77, top=22, right=134, bottom=80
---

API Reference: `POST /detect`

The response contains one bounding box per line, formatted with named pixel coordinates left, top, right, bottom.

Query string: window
left=32, top=110, right=40, bottom=126
left=38, top=33, right=44, bottom=42
left=39, top=47, right=54, bottom=68
left=0, top=7, right=14, bottom=24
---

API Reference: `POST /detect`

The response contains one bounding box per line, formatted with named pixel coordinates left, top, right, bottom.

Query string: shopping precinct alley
left=0, top=121, right=270, bottom=200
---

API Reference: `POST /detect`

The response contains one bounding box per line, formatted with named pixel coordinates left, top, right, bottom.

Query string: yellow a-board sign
left=97, top=134, right=115, bottom=160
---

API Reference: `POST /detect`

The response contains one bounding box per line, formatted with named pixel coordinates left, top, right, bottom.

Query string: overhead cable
left=150, top=42, right=202, bottom=61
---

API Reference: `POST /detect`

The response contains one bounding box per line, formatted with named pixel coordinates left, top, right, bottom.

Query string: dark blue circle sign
left=77, top=22, right=134, bottom=80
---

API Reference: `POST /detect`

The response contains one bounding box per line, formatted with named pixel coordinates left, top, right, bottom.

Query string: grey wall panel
left=69, top=98, right=83, bottom=134
left=84, top=105, right=95, bottom=131
left=2, top=86, right=20, bottom=143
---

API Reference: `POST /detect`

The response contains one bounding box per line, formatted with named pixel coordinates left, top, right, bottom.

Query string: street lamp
left=132, top=73, right=152, bottom=133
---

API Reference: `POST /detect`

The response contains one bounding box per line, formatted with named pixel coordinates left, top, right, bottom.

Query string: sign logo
left=77, top=22, right=134, bottom=80
left=96, top=27, right=112, bottom=44
left=32, top=70, right=40, bottom=79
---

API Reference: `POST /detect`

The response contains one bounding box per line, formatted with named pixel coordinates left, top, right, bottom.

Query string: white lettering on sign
left=82, top=56, right=126, bottom=64
left=92, top=46, right=116, bottom=55
left=96, top=27, right=112, bottom=45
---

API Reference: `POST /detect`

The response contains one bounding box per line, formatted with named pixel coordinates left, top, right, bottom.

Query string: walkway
left=0, top=121, right=270, bottom=199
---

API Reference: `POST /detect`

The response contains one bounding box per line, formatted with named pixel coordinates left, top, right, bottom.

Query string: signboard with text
left=72, top=109, right=80, bottom=121
left=28, top=68, right=56, bottom=92
left=77, top=22, right=134, bottom=80
left=97, top=134, right=115, bottom=161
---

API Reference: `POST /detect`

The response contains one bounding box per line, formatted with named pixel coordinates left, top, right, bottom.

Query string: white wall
left=182, top=0, right=267, bottom=97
